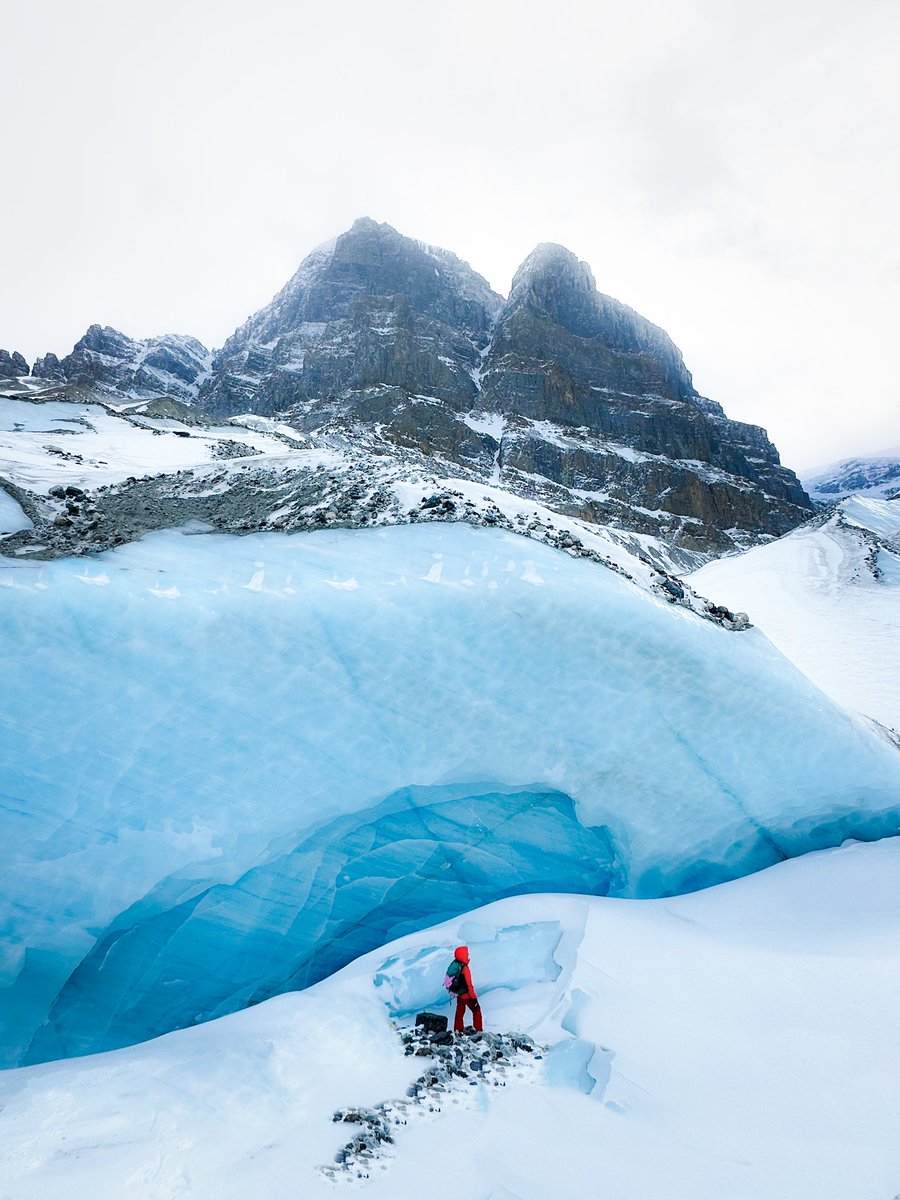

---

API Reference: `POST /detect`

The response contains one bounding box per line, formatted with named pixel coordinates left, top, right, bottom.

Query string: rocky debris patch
left=320, top=1024, right=545, bottom=1183
left=0, top=476, right=41, bottom=537
left=404, top=485, right=747, bottom=628
left=0, top=445, right=749, bottom=629
left=0, top=457, right=403, bottom=560
left=832, top=510, right=898, bottom=582
left=210, top=438, right=255, bottom=459
left=649, top=567, right=750, bottom=630
left=130, top=396, right=212, bottom=426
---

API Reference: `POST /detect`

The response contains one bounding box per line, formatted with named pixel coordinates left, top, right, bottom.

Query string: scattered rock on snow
left=320, top=1024, right=546, bottom=1183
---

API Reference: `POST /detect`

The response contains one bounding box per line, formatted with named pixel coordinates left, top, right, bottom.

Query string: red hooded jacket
left=454, top=945, right=476, bottom=1001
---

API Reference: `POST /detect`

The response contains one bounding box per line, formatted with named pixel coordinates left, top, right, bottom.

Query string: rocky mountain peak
left=74, top=324, right=135, bottom=359
left=507, top=243, right=600, bottom=339
left=7, top=220, right=814, bottom=561
left=348, top=215, right=381, bottom=234
left=31, top=352, right=64, bottom=381
left=27, top=325, right=211, bottom=400
left=511, top=241, right=595, bottom=291
left=500, top=242, right=695, bottom=401
left=0, top=350, right=30, bottom=380
left=803, top=450, right=900, bottom=505
left=218, top=218, right=502, bottom=362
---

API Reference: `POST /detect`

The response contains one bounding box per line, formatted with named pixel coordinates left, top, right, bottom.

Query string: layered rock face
left=32, top=325, right=211, bottom=400
left=8, top=218, right=813, bottom=555
left=197, top=220, right=812, bottom=551
left=203, top=217, right=501, bottom=423
left=480, top=244, right=812, bottom=546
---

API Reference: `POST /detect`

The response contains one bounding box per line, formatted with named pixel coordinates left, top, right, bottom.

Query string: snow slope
left=2, top=837, right=899, bottom=1200
left=2, top=522, right=899, bottom=1067
left=0, top=396, right=297, bottom=493
left=690, top=497, right=900, bottom=731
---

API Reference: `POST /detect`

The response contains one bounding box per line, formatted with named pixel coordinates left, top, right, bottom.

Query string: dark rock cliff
left=480, top=243, right=810, bottom=545
left=0, top=350, right=30, bottom=380
left=196, top=221, right=813, bottom=551
left=202, top=218, right=501, bottom=420
left=13, top=219, right=813, bottom=555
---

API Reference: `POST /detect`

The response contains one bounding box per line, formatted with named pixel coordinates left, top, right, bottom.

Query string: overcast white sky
left=2, top=0, right=897, bottom=471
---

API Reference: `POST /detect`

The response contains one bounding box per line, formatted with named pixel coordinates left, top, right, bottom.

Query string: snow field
left=690, top=497, right=900, bottom=730
left=1, top=838, right=899, bottom=1200
left=0, top=397, right=294, bottom=492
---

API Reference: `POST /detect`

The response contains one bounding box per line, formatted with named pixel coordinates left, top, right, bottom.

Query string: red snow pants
left=454, top=996, right=483, bottom=1032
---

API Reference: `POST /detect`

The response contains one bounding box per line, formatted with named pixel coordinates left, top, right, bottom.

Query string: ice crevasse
left=1, top=522, right=899, bottom=1066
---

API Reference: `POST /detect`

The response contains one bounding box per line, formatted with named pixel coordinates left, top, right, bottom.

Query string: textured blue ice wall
left=2, top=524, right=899, bottom=1065
left=26, top=784, right=619, bottom=1062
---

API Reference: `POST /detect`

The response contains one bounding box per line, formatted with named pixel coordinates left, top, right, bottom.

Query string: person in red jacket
left=452, top=944, right=483, bottom=1033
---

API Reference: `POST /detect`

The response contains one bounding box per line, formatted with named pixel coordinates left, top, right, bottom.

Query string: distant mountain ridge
left=803, top=451, right=900, bottom=505
left=29, top=326, right=212, bottom=402
left=0, top=217, right=814, bottom=557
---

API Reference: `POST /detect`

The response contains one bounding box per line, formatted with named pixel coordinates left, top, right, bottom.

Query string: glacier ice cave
left=2, top=523, right=899, bottom=1065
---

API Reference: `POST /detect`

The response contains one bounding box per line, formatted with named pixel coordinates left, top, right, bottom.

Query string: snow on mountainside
left=199, top=220, right=812, bottom=556
left=0, top=395, right=302, bottom=493
left=690, top=496, right=900, bottom=732
left=34, top=325, right=212, bottom=402
left=2, top=838, right=899, bottom=1200
left=2, top=522, right=899, bottom=1067
left=803, top=448, right=900, bottom=504
left=0, top=387, right=761, bottom=609
left=0, top=219, right=813, bottom=563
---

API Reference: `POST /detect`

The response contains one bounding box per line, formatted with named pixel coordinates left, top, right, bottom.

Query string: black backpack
left=443, top=959, right=467, bottom=995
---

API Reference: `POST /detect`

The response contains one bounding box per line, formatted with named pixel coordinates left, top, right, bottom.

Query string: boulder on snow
left=414, top=1011, right=448, bottom=1034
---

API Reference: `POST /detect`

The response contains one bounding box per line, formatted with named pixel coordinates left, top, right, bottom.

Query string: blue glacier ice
left=2, top=522, right=899, bottom=1066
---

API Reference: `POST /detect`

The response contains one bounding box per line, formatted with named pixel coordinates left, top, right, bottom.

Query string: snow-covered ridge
left=803, top=447, right=900, bottom=504
left=690, top=495, right=900, bottom=731
left=0, top=395, right=301, bottom=495
left=32, top=325, right=214, bottom=402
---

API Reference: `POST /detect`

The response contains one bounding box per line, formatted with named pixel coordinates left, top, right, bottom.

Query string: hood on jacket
left=454, top=945, right=469, bottom=964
